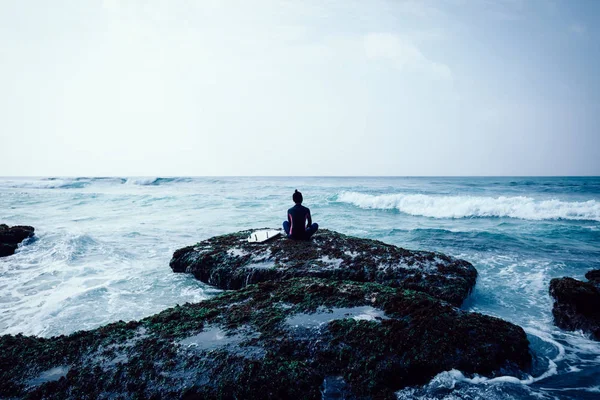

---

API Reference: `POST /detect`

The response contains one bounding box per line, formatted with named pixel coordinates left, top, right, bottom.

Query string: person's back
left=283, top=190, right=318, bottom=240
left=287, top=203, right=311, bottom=240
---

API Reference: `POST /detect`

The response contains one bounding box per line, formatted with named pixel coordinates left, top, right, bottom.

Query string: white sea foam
left=126, top=177, right=192, bottom=186
left=336, top=192, right=600, bottom=221
left=541, top=386, right=600, bottom=393
left=128, top=177, right=159, bottom=186
left=395, top=361, right=558, bottom=398
left=394, top=369, right=557, bottom=400
left=394, top=326, right=570, bottom=400
left=0, top=178, right=90, bottom=190
left=227, top=248, right=248, bottom=258
left=319, top=255, right=343, bottom=269
left=0, top=177, right=192, bottom=189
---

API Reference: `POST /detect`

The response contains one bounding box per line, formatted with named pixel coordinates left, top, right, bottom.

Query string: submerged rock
left=550, top=273, right=600, bottom=340
left=0, top=224, right=34, bottom=257
left=170, top=229, right=477, bottom=306
left=0, top=278, right=531, bottom=400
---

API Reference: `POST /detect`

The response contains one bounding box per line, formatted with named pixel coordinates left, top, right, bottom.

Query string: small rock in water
left=0, top=224, right=35, bottom=257
left=550, top=272, right=600, bottom=340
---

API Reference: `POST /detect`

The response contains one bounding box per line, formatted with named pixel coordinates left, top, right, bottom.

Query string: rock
left=0, top=224, right=34, bottom=257
left=170, top=229, right=477, bottom=306
left=585, top=269, right=600, bottom=286
left=0, top=278, right=531, bottom=400
left=549, top=275, right=600, bottom=340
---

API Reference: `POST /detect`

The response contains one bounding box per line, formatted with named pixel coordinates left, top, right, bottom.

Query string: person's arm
left=306, top=209, right=312, bottom=227
left=285, top=212, right=293, bottom=235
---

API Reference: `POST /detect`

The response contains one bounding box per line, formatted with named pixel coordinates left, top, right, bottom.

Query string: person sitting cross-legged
left=283, top=189, right=318, bottom=240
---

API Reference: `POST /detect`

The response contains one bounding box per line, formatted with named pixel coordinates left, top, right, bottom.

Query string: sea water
left=0, top=176, right=599, bottom=399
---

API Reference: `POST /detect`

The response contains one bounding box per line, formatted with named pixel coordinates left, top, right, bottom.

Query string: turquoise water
left=1, top=176, right=599, bottom=399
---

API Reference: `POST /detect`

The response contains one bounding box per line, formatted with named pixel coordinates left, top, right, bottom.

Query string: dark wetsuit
left=283, top=204, right=319, bottom=240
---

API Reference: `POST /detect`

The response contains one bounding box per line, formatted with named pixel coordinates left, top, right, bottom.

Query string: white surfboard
left=247, top=229, right=281, bottom=243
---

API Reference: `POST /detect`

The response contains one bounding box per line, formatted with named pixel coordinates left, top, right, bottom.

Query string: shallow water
left=1, top=176, right=599, bottom=399
left=286, top=306, right=388, bottom=329
left=27, top=366, right=70, bottom=387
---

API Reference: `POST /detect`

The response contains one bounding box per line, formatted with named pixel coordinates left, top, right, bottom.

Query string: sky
left=1, top=0, right=599, bottom=176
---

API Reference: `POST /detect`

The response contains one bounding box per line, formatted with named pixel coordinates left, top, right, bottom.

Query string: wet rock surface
left=170, top=229, right=477, bottom=306
left=0, top=278, right=531, bottom=400
left=0, top=224, right=34, bottom=257
left=550, top=272, right=600, bottom=340
left=585, top=269, right=600, bottom=286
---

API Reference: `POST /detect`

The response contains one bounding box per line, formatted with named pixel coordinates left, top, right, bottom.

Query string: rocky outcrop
left=585, top=269, right=600, bottom=285
left=0, top=278, right=531, bottom=400
left=549, top=271, right=600, bottom=340
left=170, top=229, right=477, bottom=306
left=0, top=224, right=34, bottom=257
left=0, top=229, right=532, bottom=399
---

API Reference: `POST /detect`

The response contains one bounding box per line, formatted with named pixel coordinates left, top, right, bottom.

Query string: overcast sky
left=1, top=0, right=599, bottom=176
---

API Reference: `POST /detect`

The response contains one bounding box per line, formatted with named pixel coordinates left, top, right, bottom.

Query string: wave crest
left=335, top=192, right=600, bottom=222
left=127, top=177, right=193, bottom=186
left=0, top=177, right=195, bottom=189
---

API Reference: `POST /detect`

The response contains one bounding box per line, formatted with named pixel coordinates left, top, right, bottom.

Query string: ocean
left=1, top=176, right=599, bottom=399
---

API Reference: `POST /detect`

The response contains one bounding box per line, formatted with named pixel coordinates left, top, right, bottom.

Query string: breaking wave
left=335, top=192, right=600, bottom=222
left=127, top=177, right=193, bottom=186
left=0, top=178, right=120, bottom=189
left=0, top=177, right=195, bottom=189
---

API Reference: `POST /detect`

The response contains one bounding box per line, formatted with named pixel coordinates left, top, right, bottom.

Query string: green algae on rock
left=0, top=278, right=530, bottom=400
left=170, top=229, right=477, bottom=306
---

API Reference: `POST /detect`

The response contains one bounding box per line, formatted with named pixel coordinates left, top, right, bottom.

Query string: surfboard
left=247, top=229, right=281, bottom=243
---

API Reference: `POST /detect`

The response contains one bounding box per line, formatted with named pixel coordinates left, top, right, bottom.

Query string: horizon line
left=1, top=175, right=600, bottom=179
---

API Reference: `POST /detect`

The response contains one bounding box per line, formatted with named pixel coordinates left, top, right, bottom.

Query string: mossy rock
left=550, top=273, right=600, bottom=340
left=1, top=278, right=530, bottom=399
left=170, top=229, right=477, bottom=306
